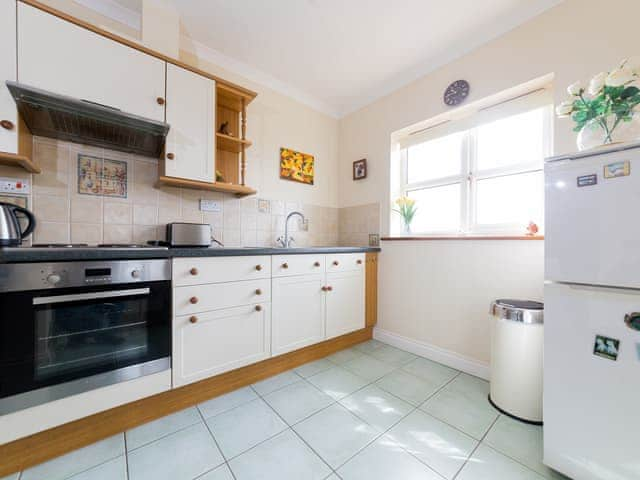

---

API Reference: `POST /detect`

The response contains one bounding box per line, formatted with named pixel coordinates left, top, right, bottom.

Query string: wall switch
left=0, top=177, right=30, bottom=195
left=200, top=199, right=222, bottom=212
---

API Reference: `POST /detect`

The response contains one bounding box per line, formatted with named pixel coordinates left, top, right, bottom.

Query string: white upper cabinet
left=0, top=0, right=18, bottom=154
left=325, top=270, right=365, bottom=339
left=164, top=63, right=215, bottom=182
left=17, top=3, right=165, bottom=122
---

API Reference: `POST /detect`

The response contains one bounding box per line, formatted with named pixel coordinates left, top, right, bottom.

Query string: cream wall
left=338, top=0, right=640, bottom=369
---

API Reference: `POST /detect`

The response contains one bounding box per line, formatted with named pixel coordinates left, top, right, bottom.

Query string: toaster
left=166, top=223, right=212, bottom=247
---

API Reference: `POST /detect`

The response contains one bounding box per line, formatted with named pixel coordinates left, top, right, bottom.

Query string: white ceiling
left=99, top=0, right=563, bottom=117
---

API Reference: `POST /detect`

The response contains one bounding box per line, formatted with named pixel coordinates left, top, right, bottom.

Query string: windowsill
left=381, top=235, right=544, bottom=241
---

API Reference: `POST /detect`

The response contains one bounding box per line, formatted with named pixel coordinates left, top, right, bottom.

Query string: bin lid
left=491, top=299, right=544, bottom=324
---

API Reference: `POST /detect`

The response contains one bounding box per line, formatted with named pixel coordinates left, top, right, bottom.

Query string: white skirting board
left=373, top=328, right=490, bottom=380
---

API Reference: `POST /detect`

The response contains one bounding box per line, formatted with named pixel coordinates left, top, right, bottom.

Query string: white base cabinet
left=326, top=270, right=365, bottom=339
left=0, top=0, right=18, bottom=155
left=171, top=253, right=365, bottom=387
left=272, top=274, right=326, bottom=355
left=173, top=304, right=270, bottom=388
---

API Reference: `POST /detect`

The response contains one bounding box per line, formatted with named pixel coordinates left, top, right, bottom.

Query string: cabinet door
left=0, top=0, right=17, bottom=154
left=325, top=270, right=365, bottom=339
left=272, top=274, right=325, bottom=355
left=164, top=63, right=215, bottom=182
left=18, top=3, right=165, bottom=121
left=173, top=304, right=270, bottom=387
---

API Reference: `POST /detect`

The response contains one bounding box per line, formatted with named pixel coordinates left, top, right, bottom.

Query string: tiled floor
left=6, top=340, right=570, bottom=480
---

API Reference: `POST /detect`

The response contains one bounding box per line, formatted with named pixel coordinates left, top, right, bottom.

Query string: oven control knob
left=46, top=274, right=62, bottom=285
left=131, top=270, right=141, bottom=279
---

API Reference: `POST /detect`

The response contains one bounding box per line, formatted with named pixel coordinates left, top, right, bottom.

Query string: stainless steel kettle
left=0, top=202, right=36, bottom=246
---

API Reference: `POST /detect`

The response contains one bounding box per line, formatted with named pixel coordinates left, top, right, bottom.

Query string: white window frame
left=397, top=97, right=552, bottom=236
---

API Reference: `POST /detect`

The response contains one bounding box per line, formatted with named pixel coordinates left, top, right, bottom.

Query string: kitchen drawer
left=173, top=303, right=271, bottom=387
left=326, top=253, right=365, bottom=273
left=173, top=256, right=271, bottom=286
left=174, top=279, right=270, bottom=315
left=272, top=254, right=325, bottom=277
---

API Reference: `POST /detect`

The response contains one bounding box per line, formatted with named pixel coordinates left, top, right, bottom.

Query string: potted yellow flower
left=393, top=196, right=417, bottom=234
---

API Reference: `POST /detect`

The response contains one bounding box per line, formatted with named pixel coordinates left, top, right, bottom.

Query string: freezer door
left=545, top=149, right=640, bottom=288
left=544, top=282, right=639, bottom=480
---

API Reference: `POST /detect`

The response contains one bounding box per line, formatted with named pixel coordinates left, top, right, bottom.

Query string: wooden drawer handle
left=189, top=316, right=198, bottom=324
left=190, top=268, right=198, bottom=276
left=327, top=286, right=333, bottom=291
left=282, top=262, right=289, bottom=269
left=190, top=296, right=199, bottom=304
left=255, top=289, right=262, bottom=295
left=0, top=120, right=14, bottom=130
left=167, top=152, right=175, bottom=160
left=314, top=261, right=321, bottom=267
left=357, top=259, right=363, bottom=265
left=321, top=286, right=328, bottom=292
left=255, top=265, right=262, bottom=271
left=333, top=261, right=339, bottom=266
left=157, top=97, right=165, bottom=105
left=255, top=305, right=263, bottom=312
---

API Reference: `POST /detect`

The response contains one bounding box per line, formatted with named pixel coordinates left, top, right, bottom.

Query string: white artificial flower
left=588, top=72, right=607, bottom=95
left=567, top=81, right=583, bottom=96
left=622, top=56, right=640, bottom=76
left=606, top=67, right=635, bottom=87
left=555, top=100, right=574, bottom=117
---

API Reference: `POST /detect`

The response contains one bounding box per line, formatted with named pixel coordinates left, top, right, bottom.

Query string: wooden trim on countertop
left=365, top=252, right=378, bottom=328
left=19, top=0, right=257, bottom=103
left=381, top=236, right=544, bottom=241
left=0, top=327, right=373, bottom=476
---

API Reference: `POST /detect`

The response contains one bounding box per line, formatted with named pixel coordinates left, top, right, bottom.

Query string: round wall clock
left=444, top=80, right=470, bottom=106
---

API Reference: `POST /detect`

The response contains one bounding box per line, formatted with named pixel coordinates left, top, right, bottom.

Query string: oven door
left=0, top=281, right=171, bottom=414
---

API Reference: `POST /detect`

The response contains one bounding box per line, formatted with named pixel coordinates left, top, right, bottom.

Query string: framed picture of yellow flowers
left=280, top=147, right=315, bottom=185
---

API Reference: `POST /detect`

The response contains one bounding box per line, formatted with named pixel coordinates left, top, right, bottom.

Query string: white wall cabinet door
left=0, top=0, right=18, bottom=154
left=164, top=63, right=215, bottom=182
left=17, top=3, right=165, bottom=122
left=272, top=274, right=325, bottom=355
left=325, top=270, right=365, bottom=339
left=173, top=304, right=270, bottom=387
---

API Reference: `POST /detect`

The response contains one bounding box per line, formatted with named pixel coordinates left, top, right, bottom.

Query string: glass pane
left=35, top=296, right=151, bottom=380
left=476, top=107, right=546, bottom=171
left=475, top=171, right=543, bottom=226
left=407, top=132, right=463, bottom=183
left=407, top=184, right=461, bottom=233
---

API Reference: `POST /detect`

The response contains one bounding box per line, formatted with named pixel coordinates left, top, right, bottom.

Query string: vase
left=577, top=112, right=640, bottom=151
left=402, top=222, right=412, bottom=235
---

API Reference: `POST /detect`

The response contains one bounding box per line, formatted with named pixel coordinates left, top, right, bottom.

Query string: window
left=397, top=100, right=551, bottom=235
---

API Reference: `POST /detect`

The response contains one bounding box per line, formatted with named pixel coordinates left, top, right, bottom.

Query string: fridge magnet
left=280, top=148, right=314, bottom=185
left=577, top=174, right=597, bottom=187
left=603, top=160, right=630, bottom=179
left=624, top=312, right=640, bottom=332
left=77, top=154, right=127, bottom=198
left=593, top=334, right=620, bottom=361
left=353, top=159, right=367, bottom=180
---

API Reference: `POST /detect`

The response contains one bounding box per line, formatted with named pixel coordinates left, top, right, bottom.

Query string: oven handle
left=32, top=288, right=151, bottom=305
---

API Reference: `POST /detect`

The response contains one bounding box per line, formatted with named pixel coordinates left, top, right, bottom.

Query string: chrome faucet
left=276, top=211, right=305, bottom=248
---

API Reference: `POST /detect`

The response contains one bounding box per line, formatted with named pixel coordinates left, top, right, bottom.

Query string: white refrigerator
left=544, top=142, right=640, bottom=480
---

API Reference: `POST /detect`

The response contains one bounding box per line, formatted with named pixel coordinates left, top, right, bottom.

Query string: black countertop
left=0, top=246, right=381, bottom=263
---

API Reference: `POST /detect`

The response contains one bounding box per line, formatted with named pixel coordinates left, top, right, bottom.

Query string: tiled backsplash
left=338, top=203, right=380, bottom=247
left=0, top=137, right=348, bottom=247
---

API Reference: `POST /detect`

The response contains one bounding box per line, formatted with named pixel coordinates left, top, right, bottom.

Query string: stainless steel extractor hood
left=6, top=81, right=170, bottom=158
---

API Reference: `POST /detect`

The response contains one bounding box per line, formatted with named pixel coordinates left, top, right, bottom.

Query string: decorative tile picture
left=280, top=147, right=314, bottom=185
left=77, top=154, right=127, bottom=198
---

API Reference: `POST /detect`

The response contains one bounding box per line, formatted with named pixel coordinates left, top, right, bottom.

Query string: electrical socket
left=199, top=199, right=222, bottom=212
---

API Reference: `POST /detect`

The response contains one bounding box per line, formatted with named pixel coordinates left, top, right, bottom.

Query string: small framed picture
left=353, top=159, right=367, bottom=180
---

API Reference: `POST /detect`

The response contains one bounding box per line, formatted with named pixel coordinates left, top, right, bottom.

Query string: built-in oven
left=0, top=259, right=171, bottom=415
